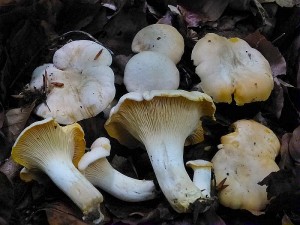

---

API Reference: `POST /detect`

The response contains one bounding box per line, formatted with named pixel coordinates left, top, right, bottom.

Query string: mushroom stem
left=82, top=158, right=157, bottom=202
left=145, top=139, right=205, bottom=213
left=186, top=160, right=213, bottom=198
left=45, top=159, right=104, bottom=222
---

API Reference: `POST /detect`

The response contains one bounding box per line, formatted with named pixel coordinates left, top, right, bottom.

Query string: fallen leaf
left=97, top=3, right=148, bottom=55
left=279, top=133, right=294, bottom=170
left=0, top=102, right=3, bottom=128
left=177, top=0, right=229, bottom=23
left=282, top=213, right=295, bottom=225
left=259, top=169, right=298, bottom=199
left=2, top=102, right=35, bottom=142
left=259, top=0, right=298, bottom=8
left=286, top=34, right=300, bottom=88
left=0, top=157, right=21, bottom=180
left=55, top=1, right=101, bottom=32
left=0, top=172, right=14, bottom=225
left=287, top=126, right=300, bottom=165
left=45, top=201, right=89, bottom=225
left=244, top=30, right=287, bottom=77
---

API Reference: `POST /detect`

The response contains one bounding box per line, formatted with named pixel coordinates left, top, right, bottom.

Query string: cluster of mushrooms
left=12, top=23, right=280, bottom=223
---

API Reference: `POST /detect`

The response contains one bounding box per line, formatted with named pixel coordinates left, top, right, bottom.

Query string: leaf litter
left=0, top=0, right=299, bottom=225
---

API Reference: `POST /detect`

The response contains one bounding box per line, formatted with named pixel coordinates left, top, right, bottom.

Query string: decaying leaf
left=2, top=102, right=35, bottom=142
left=259, top=167, right=300, bottom=224
left=287, top=34, right=300, bottom=88
left=0, top=102, right=4, bottom=129
left=282, top=213, right=295, bottom=225
left=258, top=0, right=298, bottom=8
left=282, top=125, right=300, bottom=166
left=97, top=2, right=148, bottom=54
left=0, top=172, right=14, bottom=225
left=45, top=202, right=90, bottom=225
left=279, top=132, right=294, bottom=169
left=244, top=30, right=287, bottom=77
left=0, top=157, right=21, bottom=180
left=177, top=0, right=229, bottom=25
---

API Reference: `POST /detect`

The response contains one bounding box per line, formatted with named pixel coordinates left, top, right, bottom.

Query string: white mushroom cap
left=78, top=137, right=111, bottom=171
left=191, top=33, right=274, bottom=105
left=211, top=120, right=280, bottom=215
left=131, top=24, right=184, bottom=64
left=53, top=40, right=112, bottom=71
left=124, top=51, right=180, bottom=92
left=30, top=63, right=115, bottom=125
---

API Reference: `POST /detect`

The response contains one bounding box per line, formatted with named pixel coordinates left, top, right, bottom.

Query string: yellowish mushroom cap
left=212, top=120, right=280, bottom=215
left=12, top=118, right=104, bottom=222
left=132, top=24, right=185, bottom=64
left=191, top=33, right=274, bottom=105
left=105, top=90, right=216, bottom=148
left=12, top=117, right=85, bottom=169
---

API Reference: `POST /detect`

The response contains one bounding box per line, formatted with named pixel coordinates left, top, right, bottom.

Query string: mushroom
left=191, top=33, right=274, bottom=105
left=29, top=40, right=115, bottom=125
left=186, top=160, right=213, bottom=198
left=124, top=51, right=180, bottom=92
left=131, top=24, right=184, bottom=64
left=211, top=119, right=280, bottom=215
left=53, top=40, right=113, bottom=70
left=78, top=137, right=158, bottom=202
left=104, top=90, right=216, bottom=213
left=11, top=118, right=104, bottom=223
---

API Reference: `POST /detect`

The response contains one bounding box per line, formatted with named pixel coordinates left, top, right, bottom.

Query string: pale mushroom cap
left=211, top=119, right=280, bottom=214
left=220, top=119, right=280, bottom=158
left=12, top=117, right=85, bottom=169
left=12, top=118, right=104, bottom=221
left=186, top=159, right=213, bottom=170
left=30, top=63, right=116, bottom=124
left=105, top=90, right=216, bottom=148
left=78, top=137, right=111, bottom=171
left=124, top=51, right=180, bottom=92
left=212, top=148, right=279, bottom=214
left=53, top=40, right=112, bottom=71
left=191, top=33, right=274, bottom=105
left=131, top=24, right=184, bottom=64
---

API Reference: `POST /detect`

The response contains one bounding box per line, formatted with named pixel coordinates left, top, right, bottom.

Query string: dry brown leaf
left=2, top=102, right=35, bottom=142
left=45, top=202, right=89, bottom=225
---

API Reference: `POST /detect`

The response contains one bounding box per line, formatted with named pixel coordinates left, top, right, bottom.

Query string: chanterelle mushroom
left=211, top=119, right=280, bottom=215
left=12, top=118, right=104, bottom=223
left=29, top=40, right=115, bottom=125
left=78, top=137, right=158, bottom=202
left=186, top=159, right=213, bottom=198
left=104, top=90, right=216, bottom=213
left=124, top=51, right=180, bottom=92
left=131, top=24, right=184, bottom=64
left=191, top=33, right=274, bottom=105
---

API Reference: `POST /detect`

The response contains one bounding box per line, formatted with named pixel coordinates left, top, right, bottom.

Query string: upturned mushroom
left=104, top=90, right=216, bottom=213
left=211, top=120, right=280, bottom=215
left=191, top=33, right=274, bottom=105
left=29, top=40, right=115, bottom=125
left=124, top=51, right=180, bottom=92
left=12, top=118, right=104, bottom=223
left=78, top=137, right=158, bottom=202
left=131, top=24, right=184, bottom=64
